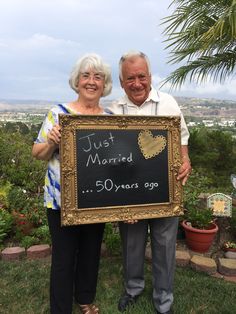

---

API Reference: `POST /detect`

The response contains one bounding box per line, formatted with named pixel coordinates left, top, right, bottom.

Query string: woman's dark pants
left=47, top=209, right=105, bottom=314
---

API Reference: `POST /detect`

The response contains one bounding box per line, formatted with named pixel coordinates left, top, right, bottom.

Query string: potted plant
left=182, top=177, right=219, bottom=253
left=181, top=206, right=218, bottom=253
left=222, top=241, right=236, bottom=259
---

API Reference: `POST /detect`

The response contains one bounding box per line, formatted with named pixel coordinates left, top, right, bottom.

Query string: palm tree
left=162, top=0, right=236, bottom=88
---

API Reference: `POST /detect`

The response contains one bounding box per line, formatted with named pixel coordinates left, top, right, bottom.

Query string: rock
left=1, top=247, right=25, bottom=261
left=218, top=258, right=236, bottom=276
left=190, top=255, right=217, bottom=274
left=27, top=244, right=51, bottom=259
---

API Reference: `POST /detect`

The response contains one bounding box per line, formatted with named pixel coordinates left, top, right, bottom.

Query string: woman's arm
left=32, top=124, right=61, bottom=161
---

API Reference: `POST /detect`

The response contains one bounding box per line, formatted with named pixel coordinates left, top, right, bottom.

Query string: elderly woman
left=32, top=54, right=112, bottom=314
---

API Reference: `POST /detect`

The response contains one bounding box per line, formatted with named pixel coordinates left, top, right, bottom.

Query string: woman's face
left=77, top=69, right=105, bottom=102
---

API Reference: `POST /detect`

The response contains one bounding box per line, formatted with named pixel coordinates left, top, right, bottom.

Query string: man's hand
left=177, top=157, right=192, bottom=186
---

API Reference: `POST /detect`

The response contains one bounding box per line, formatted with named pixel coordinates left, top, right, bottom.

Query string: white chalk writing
left=78, top=132, right=115, bottom=152
left=80, top=179, right=159, bottom=194
left=95, top=179, right=139, bottom=193
left=86, top=152, right=133, bottom=167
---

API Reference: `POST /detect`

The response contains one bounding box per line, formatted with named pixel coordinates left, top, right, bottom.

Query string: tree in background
left=162, top=0, right=236, bottom=88
left=189, top=127, right=236, bottom=189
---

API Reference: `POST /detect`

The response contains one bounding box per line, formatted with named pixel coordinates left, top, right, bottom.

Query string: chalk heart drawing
left=138, top=130, right=167, bottom=159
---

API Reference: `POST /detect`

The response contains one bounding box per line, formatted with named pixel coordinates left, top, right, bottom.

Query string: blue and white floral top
left=35, top=103, right=111, bottom=210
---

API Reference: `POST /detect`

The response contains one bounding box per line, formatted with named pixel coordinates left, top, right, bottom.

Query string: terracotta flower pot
left=181, top=220, right=219, bottom=253
left=224, top=248, right=236, bottom=259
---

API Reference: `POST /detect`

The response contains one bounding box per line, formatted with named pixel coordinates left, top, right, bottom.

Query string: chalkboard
left=76, top=129, right=169, bottom=208
left=59, top=114, right=183, bottom=225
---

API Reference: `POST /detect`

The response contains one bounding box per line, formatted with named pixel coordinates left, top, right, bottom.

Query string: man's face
left=120, top=56, right=151, bottom=106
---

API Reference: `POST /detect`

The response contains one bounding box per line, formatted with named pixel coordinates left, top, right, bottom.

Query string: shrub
left=183, top=170, right=211, bottom=210
left=33, top=225, right=51, bottom=245
left=0, top=209, right=13, bottom=245
left=7, top=186, right=46, bottom=227
left=0, top=128, right=45, bottom=192
left=7, top=186, right=30, bottom=212
left=0, top=181, right=11, bottom=209
left=27, top=196, right=46, bottom=227
left=20, top=235, right=39, bottom=249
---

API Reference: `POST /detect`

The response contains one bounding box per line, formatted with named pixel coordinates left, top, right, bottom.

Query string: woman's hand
left=47, top=124, right=61, bottom=146
left=32, top=124, right=61, bottom=161
left=123, top=219, right=138, bottom=224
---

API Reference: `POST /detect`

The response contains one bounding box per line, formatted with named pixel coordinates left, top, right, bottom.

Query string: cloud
left=25, top=33, right=81, bottom=49
left=152, top=72, right=236, bottom=101
left=1, top=34, right=81, bottom=55
left=0, top=0, right=235, bottom=101
left=0, top=33, right=82, bottom=75
left=171, top=78, right=236, bottom=100
left=193, top=80, right=236, bottom=97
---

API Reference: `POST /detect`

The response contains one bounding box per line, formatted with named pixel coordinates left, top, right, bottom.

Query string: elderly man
left=108, top=51, right=191, bottom=314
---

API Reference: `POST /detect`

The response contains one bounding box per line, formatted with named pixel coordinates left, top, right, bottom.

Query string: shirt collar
left=117, top=85, right=160, bottom=107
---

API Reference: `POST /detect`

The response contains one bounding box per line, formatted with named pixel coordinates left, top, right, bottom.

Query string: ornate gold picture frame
left=59, top=114, right=183, bottom=225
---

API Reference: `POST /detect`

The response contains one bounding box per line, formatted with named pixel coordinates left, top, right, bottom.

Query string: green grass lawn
left=0, top=256, right=235, bottom=314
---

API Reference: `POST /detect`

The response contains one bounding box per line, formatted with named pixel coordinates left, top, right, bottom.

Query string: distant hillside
left=175, top=96, right=236, bottom=108
left=0, top=99, right=111, bottom=112
left=0, top=99, right=58, bottom=112
left=0, top=97, right=236, bottom=112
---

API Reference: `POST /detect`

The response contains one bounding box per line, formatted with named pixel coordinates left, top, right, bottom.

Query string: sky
left=1, top=0, right=236, bottom=102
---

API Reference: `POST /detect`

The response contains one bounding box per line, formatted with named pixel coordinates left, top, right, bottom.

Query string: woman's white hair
left=119, top=50, right=151, bottom=80
left=69, top=53, right=112, bottom=97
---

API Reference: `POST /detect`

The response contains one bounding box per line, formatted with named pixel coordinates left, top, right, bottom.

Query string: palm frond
left=161, top=50, right=236, bottom=89
left=162, top=0, right=236, bottom=87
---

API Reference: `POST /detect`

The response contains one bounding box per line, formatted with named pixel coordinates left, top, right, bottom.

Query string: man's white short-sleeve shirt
left=108, top=87, right=189, bottom=145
